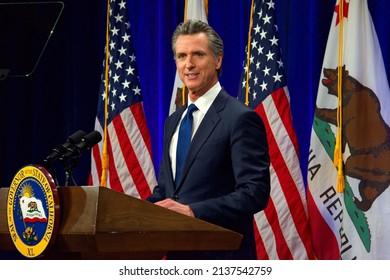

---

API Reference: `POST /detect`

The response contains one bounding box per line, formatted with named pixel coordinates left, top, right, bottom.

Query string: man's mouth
left=185, top=73, right=199, bottom=79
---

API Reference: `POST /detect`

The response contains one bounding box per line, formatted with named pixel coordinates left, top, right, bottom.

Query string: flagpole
left=184, top=0, right=188, bottom=21
left=100, top=0, right=111, bottom=187
left=335, top=0, right=345, bottom=192
left=180, top=0, right=189, bottom=107
left=244, top=0, right=255, bottom=106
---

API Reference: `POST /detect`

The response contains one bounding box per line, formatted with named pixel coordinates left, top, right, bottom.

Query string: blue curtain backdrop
left=0, top=0, right=389, bottom=188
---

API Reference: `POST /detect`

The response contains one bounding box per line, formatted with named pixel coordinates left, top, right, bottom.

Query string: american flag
left=89, top=0, right=156, bottom=198
left=238, top=0, right=314, bottom=259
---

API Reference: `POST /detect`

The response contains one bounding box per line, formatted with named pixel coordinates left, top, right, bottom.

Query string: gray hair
left=172, top=20, right=224, bottom=77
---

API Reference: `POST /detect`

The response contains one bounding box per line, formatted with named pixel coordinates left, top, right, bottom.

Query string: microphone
left=44, top=130, right=86, bottom=164
left=60, top=130, right=102, bottom=161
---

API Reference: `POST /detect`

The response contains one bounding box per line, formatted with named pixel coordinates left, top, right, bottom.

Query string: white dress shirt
left=169, top=82, right=221, bottom=179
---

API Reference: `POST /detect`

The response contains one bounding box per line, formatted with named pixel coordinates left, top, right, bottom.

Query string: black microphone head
left=67, top=130, right=86, bottom=145
left=82, top=130, right=102, bottom=148
left=59, top=130, right=102, bottom=161
left=44, top=130, right=86, bottom=164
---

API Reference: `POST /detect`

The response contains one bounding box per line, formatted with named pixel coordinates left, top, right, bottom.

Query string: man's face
left=174, top=33, right=222, bottom=97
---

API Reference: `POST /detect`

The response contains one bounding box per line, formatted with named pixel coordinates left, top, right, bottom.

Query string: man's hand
left=155, top=198, right=195, bottom=217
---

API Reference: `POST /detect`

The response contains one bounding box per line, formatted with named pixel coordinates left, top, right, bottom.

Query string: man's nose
left=186, top=58, right=195, bottom=68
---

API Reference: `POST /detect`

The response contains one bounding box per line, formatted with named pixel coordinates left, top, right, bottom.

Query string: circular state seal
left=7, top=164, right=60, bottom=258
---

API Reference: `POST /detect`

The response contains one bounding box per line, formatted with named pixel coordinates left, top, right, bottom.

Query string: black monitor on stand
left=0, top=1, right=64, bottom=80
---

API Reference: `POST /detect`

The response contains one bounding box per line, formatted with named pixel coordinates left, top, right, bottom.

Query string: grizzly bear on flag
left=315, top=66, right=390, bottom=211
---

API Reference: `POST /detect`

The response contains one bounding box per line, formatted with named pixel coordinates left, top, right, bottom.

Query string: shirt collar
left=187, top=82, right=221, bottom=115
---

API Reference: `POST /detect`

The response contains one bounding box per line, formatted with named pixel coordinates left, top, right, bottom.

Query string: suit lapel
left=165, top=106, right=186, bottom=192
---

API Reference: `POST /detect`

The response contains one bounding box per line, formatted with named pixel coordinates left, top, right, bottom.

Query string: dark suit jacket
left=147, top=89, right=270, bottom=259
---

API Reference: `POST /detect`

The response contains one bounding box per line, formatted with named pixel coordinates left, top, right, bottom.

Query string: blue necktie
left=175, top=104, right=198, bottom=185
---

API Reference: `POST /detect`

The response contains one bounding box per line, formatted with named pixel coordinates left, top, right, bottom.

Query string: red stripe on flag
left=112, top=112, right=151, bottom=199
left=271, top=88, right=300, bottom=155
left=130, top=103, right=154, bottom=159
left=255, top=103, right=293, bottom=259
left=307, top=189, right=340, bottom=259
left=253, top=219, right=269, bottom=260
left=270, top=91, right=315, bottom=259
left=256, top=101, right=313, bottom=259
left=262, top=197, right=294, bottom=259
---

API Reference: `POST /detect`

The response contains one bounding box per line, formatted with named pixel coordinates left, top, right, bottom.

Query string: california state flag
left=20, top=196, right=48, bottom=223
left=307, top=0, right=390, bottom=259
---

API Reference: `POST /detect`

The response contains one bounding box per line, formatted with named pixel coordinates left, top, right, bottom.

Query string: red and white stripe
left=90, top=102, right=156, bottom=199
left=253, top=87, right=315, bottom=260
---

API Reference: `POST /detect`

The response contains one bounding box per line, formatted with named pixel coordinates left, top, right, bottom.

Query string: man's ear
left=216, top=52, right=223, bottom=70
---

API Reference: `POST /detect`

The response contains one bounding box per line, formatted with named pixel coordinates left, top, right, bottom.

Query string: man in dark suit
left=147, top=20, right=270, bottom=260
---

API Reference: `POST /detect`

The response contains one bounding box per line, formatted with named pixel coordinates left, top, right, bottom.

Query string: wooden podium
left=0, top=186, right=242, bottom=259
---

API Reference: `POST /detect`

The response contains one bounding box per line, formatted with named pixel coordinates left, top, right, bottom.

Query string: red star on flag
left=335, top=0, right=349, bottom=25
